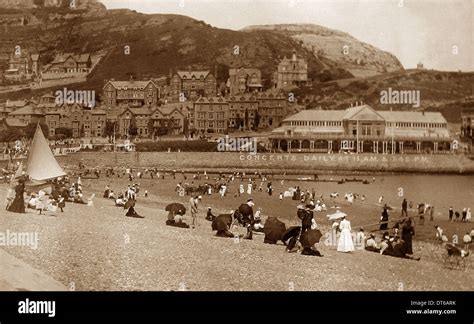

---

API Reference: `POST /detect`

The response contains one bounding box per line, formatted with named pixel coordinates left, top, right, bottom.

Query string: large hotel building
left=269, top=104, right=452, bottom=154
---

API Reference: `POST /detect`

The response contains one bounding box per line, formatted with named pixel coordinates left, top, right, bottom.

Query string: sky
left=101, top=0, right=473, bottom=71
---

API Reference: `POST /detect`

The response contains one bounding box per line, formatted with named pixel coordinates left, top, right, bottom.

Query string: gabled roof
left=9, top=105, right=43, bottom=116
left=159, top=103, right=190, bottom=115
left=228, top=94, right=258, bottom=102
left=51, top=53, right=90, bottom=64
left=229, top=68, right=261, bottom=77
left=150, top=106, right=186, bottom=118
left=195, top=97, right=227, bottom=104
left=119, top=107, right=152, bottom=116
left=176, top=71, right=211, bottom=80
left=379, top=111, right=447, bottom=124
left=343, top=105, right=385, bottom=121
left=257, top=92, right=285, bottom=100
left=104, top=80, right=156, bottom=90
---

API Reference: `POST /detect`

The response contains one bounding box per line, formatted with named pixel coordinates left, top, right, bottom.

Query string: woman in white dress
left=337, top=216, right=355, bottom=252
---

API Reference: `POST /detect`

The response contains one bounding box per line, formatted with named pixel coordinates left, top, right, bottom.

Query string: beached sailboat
left=20, top=125, right=67, bottom=192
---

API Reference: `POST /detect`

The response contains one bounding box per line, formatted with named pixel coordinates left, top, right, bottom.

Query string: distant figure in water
left=8, top=179, right=26, bottom=214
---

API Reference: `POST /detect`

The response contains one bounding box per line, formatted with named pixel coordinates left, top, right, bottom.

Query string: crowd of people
left=5, top=165, right=473, bottom=264
left=5, top=176, right=93, bottom=215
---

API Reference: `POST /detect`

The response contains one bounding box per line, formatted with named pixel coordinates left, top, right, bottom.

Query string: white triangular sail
left=12, top=162, right=23, bottom=180
left=26, top=125, right=66, bottom=181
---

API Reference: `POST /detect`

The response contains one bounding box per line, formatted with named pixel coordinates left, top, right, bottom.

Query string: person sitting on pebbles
left=205, top=207, right=216, bottom=221
left=252, top=209, right=265, bottom=233
left=365, top=233, right=380, bottom=252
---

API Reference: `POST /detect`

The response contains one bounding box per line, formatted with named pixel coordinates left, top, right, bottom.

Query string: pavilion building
left=269, top=104, right=452, bottom=154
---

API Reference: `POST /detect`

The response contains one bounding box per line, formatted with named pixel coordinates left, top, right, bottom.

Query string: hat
left=208, top=207, right=212, bottom=210
left=370, top=233, right=375, bottom=238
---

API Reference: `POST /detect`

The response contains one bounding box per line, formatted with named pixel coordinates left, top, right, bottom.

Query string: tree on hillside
left=128, top=118, right=138, bottom=136
left=24, top=123, right=49, bottom=139
left=54, top=127, right=73, bottom=139
left=0, top=128, right=22, bottom=143
left=104, top=121, right=117, bottom=139
left=183, top=117, right=189, bottom=138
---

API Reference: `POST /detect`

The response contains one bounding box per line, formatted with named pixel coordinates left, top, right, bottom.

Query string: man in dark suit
left=401, top=198, right=408, bottom=217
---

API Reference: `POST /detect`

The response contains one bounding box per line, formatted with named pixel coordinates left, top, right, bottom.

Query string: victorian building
left=169, top=71, right=216, bottom=102
left=227, top=67, right=263, bottom=95
left=270, top=104, right=452, bottom=154
left=274, top=50, right=308, bottom=89
left=103, top=80, right=159, bottom=108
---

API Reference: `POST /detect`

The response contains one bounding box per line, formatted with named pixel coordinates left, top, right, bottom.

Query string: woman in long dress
left=7, top=180, right=26, bottom=214
left=380, top=208, right=389, bottom=231
left=337, top=216, right=355, bottom=252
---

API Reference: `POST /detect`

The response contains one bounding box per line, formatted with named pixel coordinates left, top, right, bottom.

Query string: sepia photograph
left=0, top=0, right=473, bottom=319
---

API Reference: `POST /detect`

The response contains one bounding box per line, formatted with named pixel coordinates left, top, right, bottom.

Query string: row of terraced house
left=0, top=79, right=298, bottom=139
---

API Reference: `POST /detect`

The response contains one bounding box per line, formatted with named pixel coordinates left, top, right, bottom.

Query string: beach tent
left=25, top=125, right=66, bottom=192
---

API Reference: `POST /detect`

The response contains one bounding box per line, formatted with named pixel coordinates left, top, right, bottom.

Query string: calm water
left=271, top=174, right=474, bottom=212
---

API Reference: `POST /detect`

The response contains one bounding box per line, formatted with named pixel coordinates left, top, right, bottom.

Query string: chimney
left=292, top=50, right=297, bottom=61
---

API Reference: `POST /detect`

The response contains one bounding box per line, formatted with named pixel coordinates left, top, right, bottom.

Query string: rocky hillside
left=292, top=69, right=474, bottom=123
left=243, top=24, right=404, bottom=78
left=0, top=0, right=106, bottom=11
left=0, top=1, right=404, bottom=96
